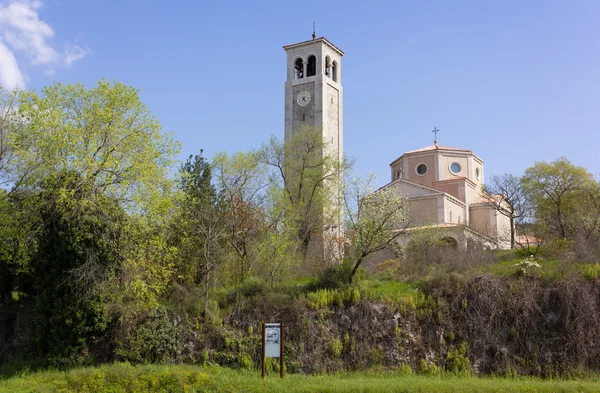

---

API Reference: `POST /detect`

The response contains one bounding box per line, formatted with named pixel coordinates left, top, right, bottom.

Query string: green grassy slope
left=2, top=364, right=600, bottom=393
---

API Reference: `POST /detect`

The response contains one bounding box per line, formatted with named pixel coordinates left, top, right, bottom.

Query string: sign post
left=261, top=322, right=284, bottom=378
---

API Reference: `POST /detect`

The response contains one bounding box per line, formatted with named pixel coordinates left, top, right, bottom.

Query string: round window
left=450, top=162, right=461, bottom=175
left=416, top=164, right=428, bottom=175
left=475, top=168, right=481, bottom=180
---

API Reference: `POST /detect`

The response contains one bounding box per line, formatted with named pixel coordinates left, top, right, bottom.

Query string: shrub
left=446, top=342, right=472, bottom=376
left=306, top=289, right=335, bottom=310
left=417, top=359, right=442, bottom=376
left=329, top=338, right=343, bottom=358
left=115, top=307, right=181, bottom=364
left=397, top=362, right=413, bottom=375
left=514, top=256, right=541, bottom=277
left=239, top=354, right=254, bottom=369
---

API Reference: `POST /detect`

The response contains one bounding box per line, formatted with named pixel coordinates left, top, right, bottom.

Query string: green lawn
left=2, top=364, right=600, bottom=393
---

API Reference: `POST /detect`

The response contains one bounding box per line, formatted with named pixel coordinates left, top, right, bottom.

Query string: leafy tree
left=174, top=151, right=227, bottom=304
left=14, top=80, right=179, bottom=213
left=344, top=172, right=408, bottom=283
left=481, top=174, right=529, bottom=249
left=260, top=126, right=344, bottom=263
left=522, top=157, right=599, bottom=240
left=0, top=87, right=33, bottom=191
left=30, top=172, right=127, bottom=365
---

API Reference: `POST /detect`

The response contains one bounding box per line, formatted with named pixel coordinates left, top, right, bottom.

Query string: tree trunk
left=510, top=215, right=515, bottom=249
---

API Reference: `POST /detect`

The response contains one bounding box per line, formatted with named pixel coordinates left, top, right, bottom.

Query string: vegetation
left=3, top=364, right=600, bottom=393
left=1, top=81, right=600, bottom=389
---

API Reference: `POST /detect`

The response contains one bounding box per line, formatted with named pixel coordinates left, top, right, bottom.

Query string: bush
left=306, top=289, right=335, bottom=310
left=115, top=307, right=181, bottom=364
left=397, top=362, right=413, bottom=375
left=417, top=359, right=442, bottom=376
left=445, top=342, right=472, bottom=376
left=329, top=338, right=343, bottom=358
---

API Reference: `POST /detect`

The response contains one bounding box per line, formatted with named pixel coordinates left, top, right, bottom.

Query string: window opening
left=332, top=61, right=338, bottom=82
left=325, top=56, right=331, bottom=77
left=302, top=114, right=305, bottom=122
left=416, top=164, right=428, bottom=175
left=294, top=58, right=304, bottom=80
left=307, top=55, right=316, bottom=77
left=450, top=162, right=461, bottom=175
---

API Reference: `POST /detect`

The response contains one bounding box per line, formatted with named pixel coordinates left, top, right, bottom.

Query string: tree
left=344, top=172, right=408, bottom=283
left=260, top=126, right=344, bottom=263
left=522, top=157, right=599, bottom=240
left=174, top=151, right=227, bottom=304
left=30, top=172, right=127, bottom=365
left=14, top=80, right=179, bottom=214
left=0, top=81, right=181, bottom=363
left=0, top=87, right=33, bottom=191
left=481, top=174, right=529, bottom=249
left=212, top=150, right=268, bottom=283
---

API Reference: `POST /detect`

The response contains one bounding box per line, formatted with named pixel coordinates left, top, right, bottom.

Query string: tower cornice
left=283, top=37, right=344, bottom=56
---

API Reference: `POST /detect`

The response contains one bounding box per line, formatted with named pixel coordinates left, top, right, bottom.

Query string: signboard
left=265, top=323, right=281, bottom=358
left=261, top=322, right=285, bottom=378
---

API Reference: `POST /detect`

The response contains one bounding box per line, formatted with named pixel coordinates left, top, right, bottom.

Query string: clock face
left=297, top=91, right=311, bottom=107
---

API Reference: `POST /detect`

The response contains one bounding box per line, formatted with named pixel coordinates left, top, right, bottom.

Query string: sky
left=1, top=0, right=599, bottom=187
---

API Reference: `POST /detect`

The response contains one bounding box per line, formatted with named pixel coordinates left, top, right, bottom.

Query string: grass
left=360, top=279, right=422, bottom=310
left=2, top=364, right=600, bottom=393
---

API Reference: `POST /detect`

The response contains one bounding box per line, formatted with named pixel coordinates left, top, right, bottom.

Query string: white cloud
left=0, top=0, right=91, bottom=89
left=64, top=43, right=91, bottom=66
left=0, top=41, right=26, bottom=89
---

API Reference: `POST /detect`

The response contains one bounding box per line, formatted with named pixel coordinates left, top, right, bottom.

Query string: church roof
left=282, top=37, right=345, bottom=56
left=404, top=144, right=472, bottom=154
left=389, top=143, right=483, bottom=167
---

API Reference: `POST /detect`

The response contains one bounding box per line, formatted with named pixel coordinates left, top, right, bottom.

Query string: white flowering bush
left=514, top=255, right=541, bottom=276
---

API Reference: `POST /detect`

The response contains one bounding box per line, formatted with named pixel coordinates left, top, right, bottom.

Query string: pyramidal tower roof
left=283, top=37, right=344, bottom=56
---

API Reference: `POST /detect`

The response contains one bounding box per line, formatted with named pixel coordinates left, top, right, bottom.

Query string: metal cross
left=431, top=127, right=440, bottom=143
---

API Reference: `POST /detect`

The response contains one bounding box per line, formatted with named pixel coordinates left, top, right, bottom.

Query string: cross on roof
left=431, top=127, right=440, bottom=144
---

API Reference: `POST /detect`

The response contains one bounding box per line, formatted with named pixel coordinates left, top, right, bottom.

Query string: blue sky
left=1, top=0, right=599, bottom=186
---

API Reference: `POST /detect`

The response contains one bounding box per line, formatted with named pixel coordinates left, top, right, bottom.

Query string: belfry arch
left=294, top=58, right=304, bottom=79
left=306, top=55, right=316, bottom=77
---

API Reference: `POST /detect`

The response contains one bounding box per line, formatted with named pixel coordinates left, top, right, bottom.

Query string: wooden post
left=280, top=322, right=285, bottom=378
left=261, top=322, right=266, bottom=378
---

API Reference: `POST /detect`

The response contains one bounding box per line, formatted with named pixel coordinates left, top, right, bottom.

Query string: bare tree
left=344, top=173, right=408, bottom=283
left=482, top=174, right=529, bottom=249
left=212, top=150, right=268, bottom=283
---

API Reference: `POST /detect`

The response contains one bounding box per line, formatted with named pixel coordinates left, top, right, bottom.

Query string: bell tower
left=283, top=36, right=344, bottom=167
left=283, top=35, right=345, bottom=262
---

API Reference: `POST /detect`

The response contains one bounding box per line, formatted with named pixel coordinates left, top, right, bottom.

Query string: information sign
left=261, top=322, right=285, bottom=378
left=265, top=323, right=281, bottom=358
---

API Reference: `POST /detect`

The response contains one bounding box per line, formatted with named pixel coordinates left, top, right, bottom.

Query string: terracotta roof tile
left=471, top=194, right=503, bottom=205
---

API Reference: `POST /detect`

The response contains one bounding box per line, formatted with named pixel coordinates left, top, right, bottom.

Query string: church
left=283, top=34, right=511, bottom=251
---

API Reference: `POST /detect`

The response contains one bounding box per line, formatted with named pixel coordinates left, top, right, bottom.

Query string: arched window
left=439, top=237, right=458, bottom=248
left=294, top=58, right=304, bottom=80
left=325, top=56, right=331, bottom=78
left=307, top=55, right=316, bottom=77
left=332, top=61, right=338, bottom=82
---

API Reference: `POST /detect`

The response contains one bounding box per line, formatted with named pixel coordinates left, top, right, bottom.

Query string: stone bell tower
left=283, top=35, right=345, bottom=263
left=283, top=35, right=344, bottom=166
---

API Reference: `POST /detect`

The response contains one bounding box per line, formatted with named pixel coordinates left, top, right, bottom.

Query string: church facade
left=381, top=141, right=512, bottom=249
